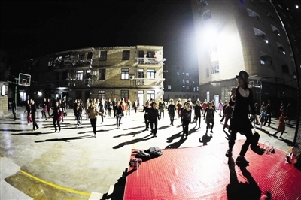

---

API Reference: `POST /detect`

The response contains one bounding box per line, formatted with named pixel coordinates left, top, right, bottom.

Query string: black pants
left=150, top=120, right=158, bottom=134
left=116, top=115, right=122, bottom=127
left=108, top=109, right=112, bottom=117
left=206, top=121, right=214, bottom=130
left=90, top=118, right=97, bottom=134
left=195, top=115, right=201, bottom=127
left=42, top=110, right=47, bottom=119
left=169, top=114, right=175, bottom=125
left=12, top=110, right=17, bottom=120
left=76, top=114, right=82, bottom=125
left=144, top=115, right=149, bottom=129
left=53, top=118, right=61, bottom=131
left=47, top=109, right=51, bottom=117
left=159, top=110, right=164, bottom=118
left=32, top=116, right=38, bottom=130
left=264, top=113, right=271, bottom=125
left=134, top=107, right=137, bottom=113
left=182, top=120, right=190, bottom=135
left=228, top=130, right=256, bottom=157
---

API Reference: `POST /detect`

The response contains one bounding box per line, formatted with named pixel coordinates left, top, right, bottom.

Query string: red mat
left=124, top=140, right=301, bottom=200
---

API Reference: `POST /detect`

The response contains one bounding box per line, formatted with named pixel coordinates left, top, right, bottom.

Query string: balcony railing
left=136, top=58, right=161, bottom=65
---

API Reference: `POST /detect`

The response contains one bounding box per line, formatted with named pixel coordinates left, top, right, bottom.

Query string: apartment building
left=190, top=0, right=300, bottom=107
left=163, top=64, right=199, bottom=102
left=15, top=45, right=165, bottom=107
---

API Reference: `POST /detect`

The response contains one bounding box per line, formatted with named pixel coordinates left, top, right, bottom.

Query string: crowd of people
left=17, top=71, right=294, bottom=166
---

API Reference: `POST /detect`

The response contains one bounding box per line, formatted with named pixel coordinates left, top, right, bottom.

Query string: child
left=274, top=112, right=287, bottom=138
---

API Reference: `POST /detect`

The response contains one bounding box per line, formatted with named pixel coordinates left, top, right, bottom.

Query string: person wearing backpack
left=148, top=102, right=160, bottom=137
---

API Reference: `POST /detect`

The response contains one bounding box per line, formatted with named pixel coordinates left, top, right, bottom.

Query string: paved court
left=0, top=107, right=297, bottom=199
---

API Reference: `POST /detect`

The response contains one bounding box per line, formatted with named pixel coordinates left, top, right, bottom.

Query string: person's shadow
left=226, top=157, right=271, bottom=200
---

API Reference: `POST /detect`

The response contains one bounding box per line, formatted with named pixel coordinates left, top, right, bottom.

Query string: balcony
left=132, top=77, right=165, bottom=87
left=55, top=78, right=92, bottom=88
left=52, top=59, right=92, bottom=71
left=135, top=57, right=165, bottom=66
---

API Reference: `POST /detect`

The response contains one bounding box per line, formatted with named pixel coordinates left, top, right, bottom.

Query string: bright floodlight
left=203, top=27, right=218, bottom=45
left=296, top=5, right=299, bottom=9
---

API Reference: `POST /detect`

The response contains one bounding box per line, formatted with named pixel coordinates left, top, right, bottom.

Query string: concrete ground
left=0, top=107, right=297, bottom=199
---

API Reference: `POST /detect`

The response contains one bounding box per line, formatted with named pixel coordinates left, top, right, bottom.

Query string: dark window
left=137, top=69, right=144, bottom=78
left=79, top=54, right=85, bottom=60
left=99, top=69, right=105, bottom=80
left=146, top=51, right=155, bottom=58
left=120, top=90, right=129, bottom=99
left=122, top=50, right=130, bottom=60
left=281, top=65, right=289, bottom=74
left=138, top=50, right=144, bottom=58
left=99, top=51, right=107, bottom=61
left=87, top=52, right=93, bottom=59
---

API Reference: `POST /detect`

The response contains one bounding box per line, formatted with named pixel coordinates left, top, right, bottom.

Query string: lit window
left=121, top=68, right=129, bottom=79
left=260, top=60, right=265, bottom=65
left=147, top=69, right=155, bottom=79
left=211, top=61, right=220, bottom=74
left=76, top=71, right=83, bottom=80
left=186, top=80, right=190, bottom=83
left=254, top=28, right=269, bottom=44
left=168, top=85, right=171, bottom=89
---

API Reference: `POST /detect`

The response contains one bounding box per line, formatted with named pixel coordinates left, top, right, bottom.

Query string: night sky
left=1, top=0, right=198, bottom=68
left=1, top=0, right=300, bottom=68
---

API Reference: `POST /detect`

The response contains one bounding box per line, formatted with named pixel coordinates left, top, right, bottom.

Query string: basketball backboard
left=18, top=73, right=31, bottom=86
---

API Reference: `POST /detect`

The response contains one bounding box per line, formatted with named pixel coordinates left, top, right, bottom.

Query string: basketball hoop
left=18, top=73, right=31, bottom=86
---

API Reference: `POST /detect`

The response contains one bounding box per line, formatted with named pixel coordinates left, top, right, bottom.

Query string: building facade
left=190, top=0, right=299, bottom=108
left=163, top=64, right=199, bottom=102
left=14, top=45, right=165, bottom=108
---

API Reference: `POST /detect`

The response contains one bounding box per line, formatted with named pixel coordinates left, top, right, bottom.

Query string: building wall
left=0, top=82, right=8, bottom=116
left=16, top=45, right=165, bottom=106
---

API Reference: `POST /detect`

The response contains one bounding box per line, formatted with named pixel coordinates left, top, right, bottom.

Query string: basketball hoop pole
left=14, top=78, right=18, bottom=106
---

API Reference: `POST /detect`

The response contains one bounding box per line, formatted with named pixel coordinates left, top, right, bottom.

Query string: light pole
left=14, top=77, right=18, bottom=105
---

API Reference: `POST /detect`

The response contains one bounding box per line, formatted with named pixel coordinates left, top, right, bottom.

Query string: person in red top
left=201, top=100, right=208, bottom=119
left=274, top=112, right=287, bottom=138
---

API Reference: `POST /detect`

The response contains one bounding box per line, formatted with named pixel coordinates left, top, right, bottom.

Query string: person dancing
left=226, top=71, right=261, bottom=166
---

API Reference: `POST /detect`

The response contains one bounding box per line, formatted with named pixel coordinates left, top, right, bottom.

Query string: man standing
left=158, top=98, right=165, bottom=119
left=264, top=100, right=272, bottom=126
left=12, top=101, right=17, bottom=120
left=31, top=99, right=39, bottom=131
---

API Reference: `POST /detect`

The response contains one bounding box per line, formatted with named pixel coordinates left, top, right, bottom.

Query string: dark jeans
left=150, top=120, right=158, bottom=134
left=144, top=115, right=149, bottom=129
left=90, top=118, right=97, bottom=134
left=53, top=118, right=61, bottom=131
left=159, top=110, right=164, bottom=118
left=223, top=115, right=231, bottom=129
left=116, top=115, right=122, bottom=127
left=182, top=120, right=190, bottom=135
left=169, top=114, right=175, bottom=125
left=42, top=110, right=47, bottom=119
left=206, top=121, right=214, bottom=130
left=12, top=109, right=16, bottom=120
left=195, top=115, right=201, bottom=127
left=228, top=130, right=256, bottom=157
left=264, top=113, right=271, bottom=126
left=32, top=116, right=38, bottom=130
left=76, top=114, right=82, bottom=125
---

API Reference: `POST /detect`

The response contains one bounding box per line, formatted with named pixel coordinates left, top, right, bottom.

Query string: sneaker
left=236, top=156, right=249, bottom=166
left=226, top=149, right=232, bottom=157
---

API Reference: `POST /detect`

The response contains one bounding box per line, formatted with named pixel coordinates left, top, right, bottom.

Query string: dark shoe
left=236, top=156, right=249, bottom=167
left=226, top=149, right=232, bottom=157
left=251, top=145, right=265, bottom=155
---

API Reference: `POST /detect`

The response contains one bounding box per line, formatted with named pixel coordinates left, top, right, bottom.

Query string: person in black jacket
left=31, top=99, right=39, bottom=131
left=181, top=102, right=192, bottom=137
left=115, top=101, right=123, bottom=129
left=168, top=99, right=176, bottom=126
left=53, top=101, right=62, bottom=132
left=12, top=101, right=17, bottom=120
left=148, top=102, right=160, bottom=137
left=194, top=100, right=202, bottom=129
left=226, top=71, right=260, bottom=166
left=143, top=101, right=150, bottom=130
